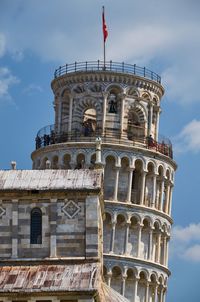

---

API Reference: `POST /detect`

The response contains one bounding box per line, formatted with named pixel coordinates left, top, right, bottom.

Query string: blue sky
left=0, top=0, right=200, bottom=301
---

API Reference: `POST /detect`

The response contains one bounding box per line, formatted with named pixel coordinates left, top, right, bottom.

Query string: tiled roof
left=0, top=169, right=102, bottom=191
left=0, top=263, right=100, bottom=293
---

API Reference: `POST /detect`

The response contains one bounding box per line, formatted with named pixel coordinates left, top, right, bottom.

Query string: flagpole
left=103, top=6, right=106, bottom=69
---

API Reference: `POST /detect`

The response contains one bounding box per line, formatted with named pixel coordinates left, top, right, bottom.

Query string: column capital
left=128, top=166, right=135, bottom=172
left=126, top=221, right=131, bottom=227
left=102, top=91, right=109, bottom=98
left=114, top=164, right=121, bottom=170
left=142, top=170, right=148, bottom=175
left=119, top=92, right=127, bottom=100
left=111, top=220, right=117, bottom=227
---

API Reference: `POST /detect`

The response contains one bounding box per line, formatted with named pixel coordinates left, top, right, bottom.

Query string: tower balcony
left=54, top=60, right=161, bottom=84
left=53, top=60, right=161, bottom=84
left=35, top=124, right=173, bottom=159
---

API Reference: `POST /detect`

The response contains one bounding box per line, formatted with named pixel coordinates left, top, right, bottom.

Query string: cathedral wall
left=0, top=192, right=102, bottom=260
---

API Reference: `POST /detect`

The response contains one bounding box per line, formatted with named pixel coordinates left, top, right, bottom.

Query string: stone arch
left=146, top=160, right=157, bottom=173
left=158, top=164, right=165, bottom=176
left=145, top=161, right=156, bottom=207
left=150, top=272, right=159, bottom=283
left=76, top=153, right=86, bottom=169
left=89, top=152, right=96, bottom=169
left=62, top=153, right=71, bottom=169
left=156, top=165, right=165, bottom=210
left=131, top=158, right=144, bottom=204
left=152, top=220, right=162, bottom=263
left=103, top=212, right=112, bottom=254
left=130, top=213, right=142, bottom=224
left=103, top=151, right=119, bottom=165
left=127, top=215, right=140, bottom=257
left=105, top=84, right=123, bottom=94
left=137, top=271, right=148, bottom=302
left=126, top=86, right=139, bottom=98
left=149, top=272, right=158, bottom=301
left=72, top=84, right=86, bottom=94
left=154, top=219, right=162, bottom=230
left=119, top=154, right=131, bottom=164
left=152, top=95, right=159, bottom=105
left=106, top=84, right=123, bottom=115
left=118, top=157, right=129, bottom=202
left=125, top=268, right=136, bottom=301
left=140, top=218, right=151, bottom=259
left=104, top=155, right=117, bottom=200
left=60, top=87, right=71, bottom=97
left=111, top=266, right=122, bottom=294
left=126, top=103, right=147, bottom=141
left=52, top=155, right=59, bottom=169
left=114, top=214, right=126, bottom=255
left=88, top=83, right=103, bottom=93
left=41, top=156, right=49, bottom=169
left=141, top=91, right=151, bottom=101
left=72, top=97, right=102, bottom=133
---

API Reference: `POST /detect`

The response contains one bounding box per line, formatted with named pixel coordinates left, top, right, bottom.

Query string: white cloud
left=171, top=224, right=200, bottom=262
left=173, top=223, right=200, bottom=243
left=182, top=245, right=200, bottom=262
left=0, top=0, right=200, bottom=104
left=0, top=67, right=19, bottom=101
left=23, top=84, right=43, bottom=95
left=173, top=120, right=200, bottom=153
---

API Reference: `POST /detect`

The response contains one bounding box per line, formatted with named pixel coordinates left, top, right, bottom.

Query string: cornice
left=51, top=71, right=164, bottom=98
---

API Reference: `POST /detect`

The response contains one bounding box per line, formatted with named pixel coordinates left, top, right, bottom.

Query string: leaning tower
left=32, top=60, right=176, bottom=302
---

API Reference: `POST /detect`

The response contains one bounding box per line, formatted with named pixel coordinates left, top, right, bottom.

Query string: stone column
left=152, top=173, right=157, bottom=207
left=145, top=282, right=150, bottom=302
left=122, top=267, right=128, bottom=296
left=148, top=227, right=153, bottom=261
left=163, top=236, right=167, bottom=266
left=95, top=137, right=102, bottom=165
left=107, top=269, right=112, bottom=287
left=12, top=199, right=18, bottom=258
left=154, top=284, right=158, bottom=302
left=148, top=104, right=153, bottom=136
left=68, top=94, right=73, bottom=134
left=127, top=168, right=134, bottom=203
left=156, top=233, right=161, bottom=263
left=120, top=94, right=126, bottom=138
left=134, top=278, right=139, bottom=302
left=155, top=109, right=160, bottom=141
left=124, top=222, right=130, bottom=255
left=114, top=166, right=120, bottom=201
left=164, top=181, right=170, bottom=213
left=50, top=198, right=57, bottom=258
left=160, top=288, right=164, bottom=302
left=168, top=183, right=174, bottom=216
left=137, top=224, right=142, bottom=257
left=159, top=177, right=165, bottom=211
left=57, top=96, right=62, bottom=133
left=166, top=238, right=169, bottom=266
left=110, top=221, right=116, bottom=253
left=140, top=171, right=147, bottom=205
left=102, top=92, right=108, bottom=136
left=162, top=288, right=166, bottom=302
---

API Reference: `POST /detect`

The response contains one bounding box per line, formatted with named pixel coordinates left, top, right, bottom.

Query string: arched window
left=82, top=108, right=96, bottom=136
left=30, top=208, right=42, bottom=244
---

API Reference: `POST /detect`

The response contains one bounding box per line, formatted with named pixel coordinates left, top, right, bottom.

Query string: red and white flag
left=102, top=6, right=108, bottom=42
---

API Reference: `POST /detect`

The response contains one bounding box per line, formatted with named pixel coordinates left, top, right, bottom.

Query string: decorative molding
left=62, top=200, right=81, bottom=219
left=0, top=206, right=6, bottom=218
